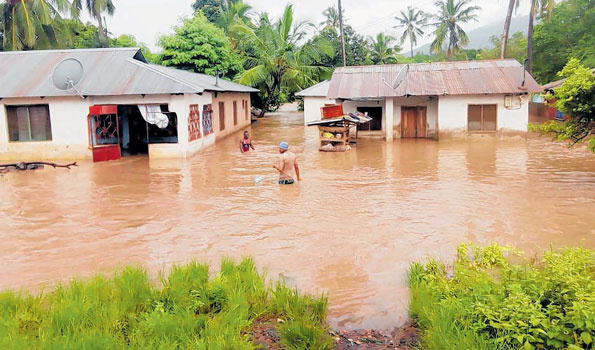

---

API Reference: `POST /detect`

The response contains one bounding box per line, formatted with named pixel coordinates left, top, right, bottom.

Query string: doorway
left=401, top=107, right=427, bottom=138
left=118, top=105, right=149, bottom=155
left=356, top=107, right=382, bottom=131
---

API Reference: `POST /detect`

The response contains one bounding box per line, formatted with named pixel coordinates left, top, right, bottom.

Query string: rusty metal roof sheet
left=0, top=48, right=257, bottom=98
left=327, top=59, right=542, bottom=99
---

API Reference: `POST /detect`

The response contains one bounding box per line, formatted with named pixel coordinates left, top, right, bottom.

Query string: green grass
left=0, top=258, right=333, bottom=349
left=408, top=244, right=595, bottom=350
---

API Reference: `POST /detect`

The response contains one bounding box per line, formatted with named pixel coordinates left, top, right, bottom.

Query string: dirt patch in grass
left=332, top=323, right=419, bottom=349
left=250, top=319, right=419, bottom=349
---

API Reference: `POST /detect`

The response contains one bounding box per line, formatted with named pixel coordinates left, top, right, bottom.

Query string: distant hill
left=407, top=15, right=530, bottom=55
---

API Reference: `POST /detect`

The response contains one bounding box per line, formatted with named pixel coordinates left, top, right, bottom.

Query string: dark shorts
left=279, top=179, right=295, bottom=185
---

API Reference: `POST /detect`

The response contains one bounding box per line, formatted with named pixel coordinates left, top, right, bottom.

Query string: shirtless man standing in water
left=273, top=141, right=301, bottom=185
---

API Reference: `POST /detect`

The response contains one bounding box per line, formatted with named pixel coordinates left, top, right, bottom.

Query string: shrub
left=0, top=258, right=331, bottom=349
left=409, top=244, right=595, bottom=350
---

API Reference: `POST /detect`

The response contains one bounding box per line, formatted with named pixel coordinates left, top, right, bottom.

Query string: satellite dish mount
left=51, top=58, right=85, bottom=98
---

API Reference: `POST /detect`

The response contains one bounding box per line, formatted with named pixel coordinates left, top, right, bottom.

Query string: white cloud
left=102, top=0, right=531, bottom=51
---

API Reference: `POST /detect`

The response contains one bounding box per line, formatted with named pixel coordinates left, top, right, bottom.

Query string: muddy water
left=1, top=111, right=594, bottom=330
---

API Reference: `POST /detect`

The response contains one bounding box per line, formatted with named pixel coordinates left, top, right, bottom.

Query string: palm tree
left=72, top=0, right=115, bottom=43
left=500, top=0, right=518, bottom=58
left=0, top=0, right=71, bottom=50
left=231, top=5, right=333, bottom=117
left=501, top=0, right=553, bottom=71
left=526, top=0, right=554, bottom=72
left=215, top=0, right=251, bottom=33
left=320, top=6, right=342, bottom=30
left=370, top=33, right=399, bottom=64
left=430, top=0, right=480, bottom=60
left=394, top=6, right=428, bottom=58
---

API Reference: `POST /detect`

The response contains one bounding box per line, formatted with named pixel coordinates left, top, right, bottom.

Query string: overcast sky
left=99, top=0, right=532, bottom=52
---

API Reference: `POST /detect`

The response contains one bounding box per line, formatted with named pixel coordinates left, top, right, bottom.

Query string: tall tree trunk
left=410, top=40, right=413, bottom=58
left=501, top=0, right=516, bottom=59
left=526, top=0, right=536, bottom=73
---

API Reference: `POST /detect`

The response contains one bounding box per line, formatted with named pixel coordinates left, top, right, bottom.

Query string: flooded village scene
left=0, top=0, right=593, bottom=349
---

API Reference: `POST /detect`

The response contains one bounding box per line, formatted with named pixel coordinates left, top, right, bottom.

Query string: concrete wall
left=0, top=91, right=243, bottom=161
left=0, top=96, right=91, bottom=160
left=303, top=96, right=337, bottom=125
left=212, top=92, right=252, bottom=141
left=437, top=94, right=529, bottom=138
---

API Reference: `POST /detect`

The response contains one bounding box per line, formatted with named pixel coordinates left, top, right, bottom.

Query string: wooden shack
left=307, top=104, right=372, bottom=152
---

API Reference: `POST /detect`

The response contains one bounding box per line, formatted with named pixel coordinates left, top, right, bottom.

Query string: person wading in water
left=273, top=141, right=301, bottom=185
left=240, top=131, right=255, bottom=153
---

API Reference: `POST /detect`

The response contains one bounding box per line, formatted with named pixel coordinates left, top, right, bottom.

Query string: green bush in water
left=0, top=258, right=332, bottom=349
left=409, top=243, right=595, bottom=350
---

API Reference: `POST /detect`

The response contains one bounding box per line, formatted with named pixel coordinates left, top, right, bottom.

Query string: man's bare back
left=278, top=151, right=297, bottom=181
left=273, top=142, right=300, bottom=184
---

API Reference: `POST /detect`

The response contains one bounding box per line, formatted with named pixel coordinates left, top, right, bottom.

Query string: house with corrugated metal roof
left=323, top=59, right=541, bottom=140
left=0, top=48, right=257, bottom=161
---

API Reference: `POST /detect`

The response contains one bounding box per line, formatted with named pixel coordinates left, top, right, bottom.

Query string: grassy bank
left=0, top=258, right=333, bottom=349
left=409, top=244, right=595, bottom=350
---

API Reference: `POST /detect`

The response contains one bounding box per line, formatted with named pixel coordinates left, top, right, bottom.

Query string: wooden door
left=218, top=102, right=225, bottom=131
left=401, top=107, right=427, bottom=138
left=416, top=107, right=427, bottom=138
left=401, top=107, right=416, bottom=138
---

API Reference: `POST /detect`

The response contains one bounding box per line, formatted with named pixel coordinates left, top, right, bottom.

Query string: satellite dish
left=51, top=58, right=84, bottom=92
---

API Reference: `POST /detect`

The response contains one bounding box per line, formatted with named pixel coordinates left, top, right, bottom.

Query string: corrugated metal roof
left=327, top=59, right=542, bottom=99
left=0, top=48, right=257, bottom=98
left=295, top=80, right=330, bottom=97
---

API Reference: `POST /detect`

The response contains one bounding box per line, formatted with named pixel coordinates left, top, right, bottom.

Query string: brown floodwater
left=1, top=111, right=594, bottom=330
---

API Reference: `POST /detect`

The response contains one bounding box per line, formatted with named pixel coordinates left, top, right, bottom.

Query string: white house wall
left=437, top=94, right=529, bottom=137
left=0, top=96, right=91, bottom=161
left=0, top=92, right=238, bottom=161
left=303, top=96, right=337, bottom=125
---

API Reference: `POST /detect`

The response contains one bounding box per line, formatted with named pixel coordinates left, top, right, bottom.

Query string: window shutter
left=6, top=107, right=20, bottom=141
left=483, top=105, right=497, bottom=131
left=29, top=105, right=52, bottom=141
left=468, top=105, right=482, bottom=131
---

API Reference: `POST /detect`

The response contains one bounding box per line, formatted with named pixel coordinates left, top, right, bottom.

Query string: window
left=468, top=104, right=497, bottom=132
left=7, top=105, right=52, bottom=141
left=233, top=101, right=238, bottom=126
left=202, top=104, right=213, bottom=136
left=188, top=104, right=201, bottom=142
left=218, top=101, right=225, bottom=131
left=243, top=100, right=249, bottom=120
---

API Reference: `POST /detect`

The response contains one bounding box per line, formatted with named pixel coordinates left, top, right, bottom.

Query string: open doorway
left=356, top=107, right=382, bottom=131
left=118, top=105, right=148, bottom=155
left=117, top=105, right=179, bottom=156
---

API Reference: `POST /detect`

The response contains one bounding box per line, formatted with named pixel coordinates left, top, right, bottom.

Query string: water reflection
left=0, top=111, right=594, bottom=330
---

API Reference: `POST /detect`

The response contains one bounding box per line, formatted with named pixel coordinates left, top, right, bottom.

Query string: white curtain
left=138, top=105, right=170, bottom=129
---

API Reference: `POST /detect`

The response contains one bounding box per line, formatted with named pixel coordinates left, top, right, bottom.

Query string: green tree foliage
left=65, top=19, right=102, bottom=48
left=191, top=0, right=226, bottom=22
left=215, top=0, right=251, bottom=34
left=540, top=58, right=595, bottom=149
left=109, top=34, right=158, bottom=63
left=71, top=0, right=115, bottom=44
left=231, top=5, right=333, bottom=116
left=395, top=6, right=428, bottom=58
left=0, top=0, right=73, bottom=50
left=481, top=32, right=527, bottom=63
left=158, top=12, right=243, bottom=78
left=430, top=0, right=480, bottom=60
left=370, top=33, right=400, bottom=64
left=308, top=7, right=371, bottom=67
left=409, top=243, right=595, bottom=349
left=532, top=0, right=595, bottom=84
